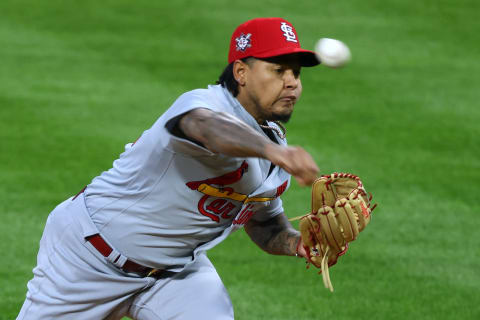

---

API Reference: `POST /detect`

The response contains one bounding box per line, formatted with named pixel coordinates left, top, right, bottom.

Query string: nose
left=284, top=69, right=299, bottom=89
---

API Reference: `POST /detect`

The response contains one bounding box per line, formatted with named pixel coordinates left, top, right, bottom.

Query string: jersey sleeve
left=159, top=88, right=224, bottom=156
left=251, top=197, right=284, bottom=222
left=163, top=89, right=223, bottom=132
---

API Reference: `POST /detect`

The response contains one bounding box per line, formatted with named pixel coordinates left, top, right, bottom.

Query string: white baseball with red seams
left=315, top=38, right=351, bottom=68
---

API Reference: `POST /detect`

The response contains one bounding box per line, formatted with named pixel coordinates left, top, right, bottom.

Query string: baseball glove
left=291, top=172, right=376, bottom=292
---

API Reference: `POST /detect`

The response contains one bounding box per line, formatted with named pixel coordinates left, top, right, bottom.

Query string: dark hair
left=216, top=58, right=252, bottom=97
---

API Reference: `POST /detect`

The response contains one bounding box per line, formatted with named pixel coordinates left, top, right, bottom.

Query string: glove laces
left=321, top=247, right=334, bottom=292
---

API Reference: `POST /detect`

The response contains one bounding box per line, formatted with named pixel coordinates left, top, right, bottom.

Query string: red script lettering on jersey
left=186, top=161, right=249, bottom=223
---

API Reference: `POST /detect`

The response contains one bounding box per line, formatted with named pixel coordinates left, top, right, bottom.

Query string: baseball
left=314, top=38, right=351, bottom=68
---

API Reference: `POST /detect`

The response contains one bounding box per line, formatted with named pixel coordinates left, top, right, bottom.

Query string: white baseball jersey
left=83, top=84, right=291, bottom=270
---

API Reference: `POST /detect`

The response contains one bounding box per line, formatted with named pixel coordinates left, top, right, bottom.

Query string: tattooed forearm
left=179, top=108, right=273, bottom=158
left=244, top=213, right=300, bottom=256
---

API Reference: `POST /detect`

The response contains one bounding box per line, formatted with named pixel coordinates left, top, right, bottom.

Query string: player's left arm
left=244, top=213, right=307, bottom=257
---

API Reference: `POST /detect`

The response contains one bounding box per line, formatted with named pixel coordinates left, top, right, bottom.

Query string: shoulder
left=175, top=87, right=212, bottom=103
left=177, top=84, right=222, bottom=100
left=171, top=85, right=228, bottom=112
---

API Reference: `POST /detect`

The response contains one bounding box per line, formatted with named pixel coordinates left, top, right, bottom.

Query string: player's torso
left=83, top=85, right=289, bottom=268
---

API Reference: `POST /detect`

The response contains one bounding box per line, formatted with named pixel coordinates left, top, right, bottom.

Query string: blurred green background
left=1, top=0, right=479, bottom=319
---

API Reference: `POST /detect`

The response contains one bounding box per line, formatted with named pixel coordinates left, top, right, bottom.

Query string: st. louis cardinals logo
left=235, top=33, right=252, bottom=52
left=280, top=22, right=297, bottom=43
left=186, top=161, right=288, bottom=224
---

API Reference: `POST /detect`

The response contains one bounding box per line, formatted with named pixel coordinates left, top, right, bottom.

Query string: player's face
left=238, top=56, right=303, bottom=123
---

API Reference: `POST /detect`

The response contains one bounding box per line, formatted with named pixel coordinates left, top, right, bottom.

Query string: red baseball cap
left=228, top=17, right=319, bottom=67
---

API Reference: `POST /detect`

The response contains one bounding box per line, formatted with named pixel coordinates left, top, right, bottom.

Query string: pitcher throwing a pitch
left=18, top=17, right=321, bottom=319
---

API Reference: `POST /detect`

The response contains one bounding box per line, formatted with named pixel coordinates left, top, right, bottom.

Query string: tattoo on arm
left=244, top=213, right=300, bottom=256
left=179, top=108, right=275, bottom=158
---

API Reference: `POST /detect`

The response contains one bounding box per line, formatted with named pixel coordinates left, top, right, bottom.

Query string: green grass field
left=1, top=0, right=479, bottom=319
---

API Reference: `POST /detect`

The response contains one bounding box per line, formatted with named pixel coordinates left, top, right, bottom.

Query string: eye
left=274, top=67, right=284, bottom=74
left=293, top=69, right=301, bottom=78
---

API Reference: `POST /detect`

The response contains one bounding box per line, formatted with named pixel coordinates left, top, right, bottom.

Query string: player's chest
left=172, top=157, right=288, bottom=223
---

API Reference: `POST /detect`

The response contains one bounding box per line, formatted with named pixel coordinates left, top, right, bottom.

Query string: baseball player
left=17, top=17, right=320, bottom=319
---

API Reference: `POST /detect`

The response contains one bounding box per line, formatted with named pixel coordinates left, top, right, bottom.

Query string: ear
left=232, top=60, right=249, bottom=86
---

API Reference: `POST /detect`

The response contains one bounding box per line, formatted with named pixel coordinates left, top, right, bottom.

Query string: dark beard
left=269, top=112, right=292, bottom=123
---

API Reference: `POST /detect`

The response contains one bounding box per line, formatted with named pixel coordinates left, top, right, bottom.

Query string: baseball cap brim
left=252, top=47, right=320, bottom=67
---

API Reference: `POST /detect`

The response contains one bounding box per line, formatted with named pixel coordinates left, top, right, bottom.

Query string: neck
left=236, top=90, right=264, bottom=124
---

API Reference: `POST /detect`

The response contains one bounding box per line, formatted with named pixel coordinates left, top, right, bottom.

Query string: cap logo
left=235, top=33, right=252, bottom=52
left=280, top=22, right=297, bottom=43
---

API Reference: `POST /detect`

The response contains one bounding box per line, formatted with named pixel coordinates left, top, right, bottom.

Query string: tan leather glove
left=292, top=173, right=377, bottom=292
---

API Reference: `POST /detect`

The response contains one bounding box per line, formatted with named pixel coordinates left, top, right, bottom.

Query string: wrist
left=263, top=142, right=281, bottom=162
